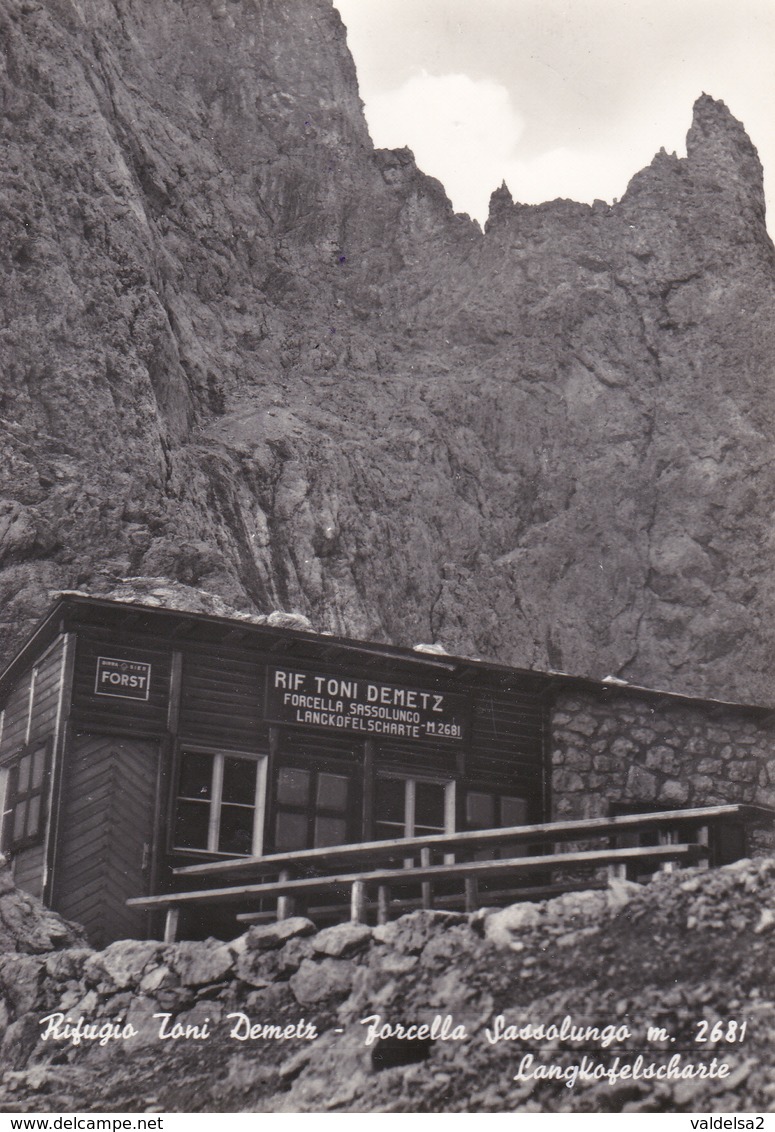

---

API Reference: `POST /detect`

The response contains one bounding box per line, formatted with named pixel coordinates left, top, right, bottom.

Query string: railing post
left=464, top=877, right=479, bottom=913
left=277, top=869, right=295, bottom=921
left=658, top=826, right=677, bottom=872
left=164, top=907, right=180, bottom=944
left=377, top=884, right=391, bottom=925
left=351, top=879, right=367, bottom=923
left=420, top=847, right=433, bottom=909
left=607, top=862, right=627, bottom=883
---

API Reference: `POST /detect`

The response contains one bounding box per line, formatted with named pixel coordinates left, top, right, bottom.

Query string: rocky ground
left=0, top=860, right=774, bottom=1113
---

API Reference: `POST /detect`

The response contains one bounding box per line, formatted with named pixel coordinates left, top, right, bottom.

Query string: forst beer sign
left=266, top=666, right=470, bottom=742
left=95, top=656, right=152, bottom=701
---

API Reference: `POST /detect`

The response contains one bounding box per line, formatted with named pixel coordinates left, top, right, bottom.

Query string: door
left=53, top=732, right=160, bottom=946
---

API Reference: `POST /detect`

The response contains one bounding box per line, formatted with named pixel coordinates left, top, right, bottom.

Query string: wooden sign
left=94, top=656, right=152, bottom=701
left=266, top=666, right=469, bottom=742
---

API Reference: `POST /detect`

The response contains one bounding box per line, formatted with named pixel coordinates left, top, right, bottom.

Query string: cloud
left=365, top=72, right=525, bottom=220
left=501, top=147, right=633, bottom=210
left=363, top=70, right=648, bottom=222
left=340, top=0, right=775, bottom=228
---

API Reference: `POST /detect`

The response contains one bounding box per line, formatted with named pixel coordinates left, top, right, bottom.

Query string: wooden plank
left=237, top=879, right=609, bottom=924
left=42, top=632, right=75, bottom=907
left=60, top=858, right=115, bottom=894
left=63, top=894, right=107, bottom=927
left=362, top=739, right=375, bottom=841
left=12, top=843, right=45, bottom=898
left=130, top=843, right=705, bottom=911
left=173, top=803, right=769, bottom=881
left=181, top=679, right=261, bottom=702
left=167, top=652, right=183, bottom=733
left=0, top=677, right=30, bottom=759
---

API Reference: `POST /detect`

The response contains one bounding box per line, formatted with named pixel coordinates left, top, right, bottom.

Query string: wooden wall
left=71, top=633, right=170, bottom=735
left=66, top=626, right=551, bottom=859
left=0, top=635, right=68, bottom=899
left=178, top=646, right=269, bottom=750
left=467, top=683, right=548, bottom=818
left=0, top=608, right=551, bottom=939
left=0, top=668, right=32, bottom=762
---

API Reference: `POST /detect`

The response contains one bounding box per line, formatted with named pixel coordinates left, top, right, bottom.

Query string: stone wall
left=4, top=863, right=775, bottom=1112
left=550, top=688, right=775, bottom=852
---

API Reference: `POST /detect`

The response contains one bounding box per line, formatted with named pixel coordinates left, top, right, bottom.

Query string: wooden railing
left=127, top=804, right=773, bottom=942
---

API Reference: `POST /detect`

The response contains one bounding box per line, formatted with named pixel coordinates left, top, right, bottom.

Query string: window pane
left=13, top=802, right=27, bottom=841
left=174, top=800, right=210, bottom=849
left=317, top=773, right=348, bottom=812
left=276, top=767, right=310, bottom=806
left=375, top=777, right=405, bottom=825
left=219, top=804, right=254, bottom=854
left=415, top=781, right=446, bottom=828
left=314, top=815, right=347, bottom=848
left=415, top=824, right=446, bottom=838
left=17, top=755, right=31, bottom=795
left=178, top=753, right=212, bottom=799
left=501, top=796, right=528, bottom=827
left=275, top=811, right=308, bottom=851
left=375, top=822, right=405, bottom=842
left=30, top=747, right=46, bottom=791
left=26, top=795, right=41, bottom=837
left=466, top=791, right=495, bottom=829
left=222, top=758, right=257, bottom=805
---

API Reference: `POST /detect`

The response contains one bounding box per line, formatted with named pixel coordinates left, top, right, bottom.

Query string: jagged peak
left=690, top=92, right=745, bottom=134
left=683, top=92, right=767, bottom=220
left=620, top=93, right=767, bottom=224
left=686, top=93, right=763, bottom=170
left=484, top=180, right=514, bottom=230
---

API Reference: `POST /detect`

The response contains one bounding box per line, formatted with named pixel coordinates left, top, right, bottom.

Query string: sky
left=334, top=0, right=775, bottom=228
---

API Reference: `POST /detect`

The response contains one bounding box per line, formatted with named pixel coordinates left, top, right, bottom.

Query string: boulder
left=373, top=910, right=468, bottom=955
left=83, top=940, right=167, bottom=991
left=168, top=942, right=235, bottom=987
left=483, top=903, right=543, bottom=947
left=0, top=870, right=87, bottom=954
left=289, top=958, right=355, bottom=1005
left=311, top=923, right=372, bottom=959
left=240, top=918, right=316, bottom=953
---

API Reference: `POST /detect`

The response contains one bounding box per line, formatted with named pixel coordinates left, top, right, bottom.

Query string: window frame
left=170, top=745, right=267, bottom=857
left=374, top=772, right=456, bottom=839
left=1, top=737, right=53, bottom=853
left=272, top=762, right=356, bottom=852
left=464, top=787, right=530, bottom=832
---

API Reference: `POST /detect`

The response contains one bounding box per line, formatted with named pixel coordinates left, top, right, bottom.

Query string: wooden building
left=3, top=595, right=771, bottom=945
left=0, top=595, right=553, bottom=945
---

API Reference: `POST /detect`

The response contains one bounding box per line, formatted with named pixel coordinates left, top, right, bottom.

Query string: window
left=1, top=740, right=51, bottom=852
left=172, top=749, right=266, bottom=855
left=465, top=790, right=529, bottom=861
left=273, top=766, right=353, bottom=851
left=375, top=775, right=455, bottom=840
left=465, top=791, right=529, bottom=831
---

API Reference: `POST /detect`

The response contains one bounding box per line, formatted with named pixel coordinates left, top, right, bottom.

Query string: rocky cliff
left=1, top=0, right=774, bottom=703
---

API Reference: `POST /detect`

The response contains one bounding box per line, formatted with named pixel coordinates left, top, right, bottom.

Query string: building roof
left=1, top=593, right=771, bottom=718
